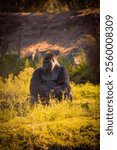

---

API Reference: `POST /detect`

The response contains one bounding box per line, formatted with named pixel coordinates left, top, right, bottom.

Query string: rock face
left=0, top=8, right=99, bottom=56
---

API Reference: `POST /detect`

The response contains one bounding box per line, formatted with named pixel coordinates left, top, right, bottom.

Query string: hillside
left=0, top=8, right=99, bottom=56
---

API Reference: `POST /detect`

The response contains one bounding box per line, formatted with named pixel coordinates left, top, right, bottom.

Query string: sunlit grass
left=0, top=67, right=100, bottom=150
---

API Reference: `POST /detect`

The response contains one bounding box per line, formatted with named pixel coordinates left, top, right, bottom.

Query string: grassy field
left=0, top=67, right=100, bottom=150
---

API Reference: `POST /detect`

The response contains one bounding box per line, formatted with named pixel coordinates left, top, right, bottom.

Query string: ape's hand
left=53, top=86, right=62, bottom=95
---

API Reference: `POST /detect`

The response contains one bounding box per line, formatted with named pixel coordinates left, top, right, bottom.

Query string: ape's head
left=42, top=51, right=59, bottom=72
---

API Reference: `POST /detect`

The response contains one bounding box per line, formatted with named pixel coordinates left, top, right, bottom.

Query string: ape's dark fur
left=30, top=51, right=72, bottom=105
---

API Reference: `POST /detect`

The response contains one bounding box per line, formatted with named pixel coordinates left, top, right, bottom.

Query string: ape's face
left=42, top=60, right=54, bottom=72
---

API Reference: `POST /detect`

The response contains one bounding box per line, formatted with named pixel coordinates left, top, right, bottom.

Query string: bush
left=58, top=50, right=97, bottom=83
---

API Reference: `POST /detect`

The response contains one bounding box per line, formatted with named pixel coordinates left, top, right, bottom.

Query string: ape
left=30, top=51, right=72, bottom=105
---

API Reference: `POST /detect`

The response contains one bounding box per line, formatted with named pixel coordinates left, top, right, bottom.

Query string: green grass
left=0, top=67, right=100, bottom=150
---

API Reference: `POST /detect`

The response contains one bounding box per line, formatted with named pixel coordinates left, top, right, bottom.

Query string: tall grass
left=0, top=66, right=100, bottom=150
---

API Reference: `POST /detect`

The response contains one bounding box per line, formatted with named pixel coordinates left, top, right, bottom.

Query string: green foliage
left=0, top=52, right=98, bottom=83
left=58, top=50, right=97, bottom=83
left=0, top=54, right=32, bottom=78
left=71, top=63, right=97, bottom=83
left=0, top=54, right=20, bottom=77
left=0, top=67, right=100, bottom=150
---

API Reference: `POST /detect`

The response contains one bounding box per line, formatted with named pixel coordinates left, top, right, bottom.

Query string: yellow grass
left=0, top=67, right=100, bottom=150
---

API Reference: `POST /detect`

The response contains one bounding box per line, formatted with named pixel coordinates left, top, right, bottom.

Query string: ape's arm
left=30, top=69, right=41, bottom=100
left=54, top=66, right=71, bottom=97
left=30, top=68, right=49, bottom=101
left=58, top=66, right=70, bottom=91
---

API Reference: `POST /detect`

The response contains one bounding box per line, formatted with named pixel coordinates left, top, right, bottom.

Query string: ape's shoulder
left=55, top=65, right=69, bottom=83
left=56, top=65, right=67, bottom=73
left=32, top=68, right=43, bottom=76
left=54, top=65, right=68, bottom=78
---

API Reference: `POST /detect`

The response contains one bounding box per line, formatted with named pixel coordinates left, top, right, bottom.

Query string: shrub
left=58, top=50, right=97, bottom=83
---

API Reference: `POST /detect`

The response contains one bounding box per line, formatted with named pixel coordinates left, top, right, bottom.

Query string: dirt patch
left=0, top=8, right=99, bottom=56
